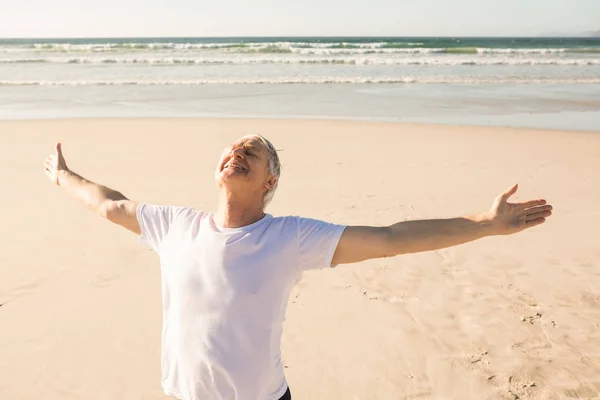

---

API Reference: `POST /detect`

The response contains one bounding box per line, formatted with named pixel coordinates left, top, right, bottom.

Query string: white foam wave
left=2, top=57, right=599, bottom=66
left=1, top=42, right=598, bottom=55
left=0, top=41, right=426, bottom=53
left=2, top=76, right=599, bottom=86
left=292, top=47, right=600, bottom=55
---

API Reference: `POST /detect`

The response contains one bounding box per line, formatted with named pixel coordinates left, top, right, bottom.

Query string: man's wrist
left=475, top=211, right=498, bottom=237
left=57, top=169, right=73, bottom=186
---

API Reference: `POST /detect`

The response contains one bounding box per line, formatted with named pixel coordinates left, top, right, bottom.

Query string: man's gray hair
left=242, top=134, right=281, bottom=207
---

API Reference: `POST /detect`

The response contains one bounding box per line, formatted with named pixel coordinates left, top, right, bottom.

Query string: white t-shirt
left=136, top=204, right=346, bottom=400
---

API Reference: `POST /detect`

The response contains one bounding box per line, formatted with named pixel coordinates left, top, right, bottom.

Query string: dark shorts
left=278, top=387, right=291, bottom=400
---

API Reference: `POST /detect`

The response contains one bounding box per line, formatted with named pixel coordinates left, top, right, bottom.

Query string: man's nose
left=231, top=148, right=245, bottom=159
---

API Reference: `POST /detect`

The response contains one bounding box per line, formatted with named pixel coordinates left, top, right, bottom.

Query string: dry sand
left=1, top=118, right=599, bottom=400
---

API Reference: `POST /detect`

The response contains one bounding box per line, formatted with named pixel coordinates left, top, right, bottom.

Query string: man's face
left=215, top=137, right=274, bottom=196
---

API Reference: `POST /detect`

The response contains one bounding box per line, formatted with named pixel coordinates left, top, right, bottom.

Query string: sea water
left=0, top=37, right=598, bottom=130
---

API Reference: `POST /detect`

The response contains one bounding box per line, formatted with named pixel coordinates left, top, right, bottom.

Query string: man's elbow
left=97, top=199, right=129, bottom=223
left=382, top=225, right=409, bottom=257
left=95, top=200, right=114, bottom=220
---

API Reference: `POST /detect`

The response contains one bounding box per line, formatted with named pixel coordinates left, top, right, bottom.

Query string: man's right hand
left=43, top=142, right=141, bottom=235
left=44, top=142, right=69, bottom=186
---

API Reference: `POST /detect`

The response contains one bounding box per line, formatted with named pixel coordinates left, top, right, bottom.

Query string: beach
left=1, top=117, right=599, bottom=399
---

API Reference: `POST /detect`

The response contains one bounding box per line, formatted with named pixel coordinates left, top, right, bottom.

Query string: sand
left=1, top=118, right=599, bottom=400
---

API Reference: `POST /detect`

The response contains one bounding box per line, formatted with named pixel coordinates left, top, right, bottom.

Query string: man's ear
left=265, top=175, right=277, bottom=190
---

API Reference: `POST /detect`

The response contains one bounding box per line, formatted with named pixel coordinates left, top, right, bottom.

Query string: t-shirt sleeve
left=298, top=217, right=346, bottom=271
left=136, top=203, right=193, bottom=253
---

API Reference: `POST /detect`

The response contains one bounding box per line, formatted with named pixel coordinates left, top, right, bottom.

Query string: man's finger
left=526, top=209, right=552, bottom=221
left=525, top=217, right=546, bottom=227
left=501, top=183, right=518, bottom=201
left=55, top=142, right=62, bottom=156
left=524, top=204, right=553, bottom=214
left=517, top=199, right=546, bottom=209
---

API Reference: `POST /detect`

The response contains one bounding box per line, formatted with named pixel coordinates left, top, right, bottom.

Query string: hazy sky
left=0, top=0, right=598, bottom=38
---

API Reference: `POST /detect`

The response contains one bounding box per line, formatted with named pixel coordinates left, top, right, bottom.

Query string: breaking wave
left=2, top=76, right=599, bottom=86
left=1, top=42, right=599, bottom=55
left=2, top=57, right=599, bottom=66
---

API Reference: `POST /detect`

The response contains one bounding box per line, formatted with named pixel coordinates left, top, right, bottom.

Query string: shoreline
left=2, top=115, right=599, bottom=134
left=1, top=82, right=599, bottom=132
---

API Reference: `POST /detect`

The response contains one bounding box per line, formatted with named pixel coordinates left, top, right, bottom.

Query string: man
left=44, top=134, right=552, bottom=400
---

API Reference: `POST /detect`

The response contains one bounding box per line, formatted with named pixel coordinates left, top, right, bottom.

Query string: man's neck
left=214, top=193, right=265, bottom=229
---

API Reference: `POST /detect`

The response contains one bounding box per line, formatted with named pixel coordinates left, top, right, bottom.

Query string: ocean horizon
left=2, top=35, right=599, bottom=39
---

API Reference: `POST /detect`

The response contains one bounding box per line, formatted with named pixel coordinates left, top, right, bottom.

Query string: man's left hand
left=487, top=184, right=552, bottom=236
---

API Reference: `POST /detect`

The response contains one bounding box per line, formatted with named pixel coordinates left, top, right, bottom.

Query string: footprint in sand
left=352, top=263, right=423, bottom=305
left=564, top=383, right=599, bottom=399
left=360, top=289, right=407, bottom=303
left=504, top=375, right=538, bottom=400
left=505, top=288, right=557, bottom=361
left=580, top=291, right=600, bottom=307
left=89, top=273, right=120, bottom=288
left=1, top=279, right=44, bottom=305
left=11, top=281, right=42, bottom=294
left=580, top=261, right=595, bottom=270
left=352, top=266, right=397, bottom=299
left=521, top=312, right=543, bottom=325
left=448, top=349, right=492, bottom=374
left=481, top=373, right=538, bottom=399
left=402, top=390, right=433, bottom=400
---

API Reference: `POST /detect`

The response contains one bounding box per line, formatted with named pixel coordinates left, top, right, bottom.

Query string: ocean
left=1, top=37, right=599, bottom=130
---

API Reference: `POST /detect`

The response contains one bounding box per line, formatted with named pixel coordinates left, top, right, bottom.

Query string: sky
left=0, top=0, right=598, bottom=38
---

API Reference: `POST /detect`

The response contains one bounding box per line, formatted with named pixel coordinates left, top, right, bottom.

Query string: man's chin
left=220, top=171, right=247, bottom=180
left=216, top=173, right=247, bottom=187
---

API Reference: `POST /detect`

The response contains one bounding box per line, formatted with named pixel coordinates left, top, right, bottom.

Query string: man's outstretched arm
left=331, top=184, right=552, bottom=265
left=44, top=142, right=141, bottom=234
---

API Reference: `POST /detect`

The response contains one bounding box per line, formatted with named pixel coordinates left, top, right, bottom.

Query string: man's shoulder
left=139, top=203, right=207, bottom=221
left=269, top=215, right=338, bottom=227
left=262, top=215, right=302, bottom=234
left=172, top=206, right=208, bottom=222
left=266, top=215, right=340, bottom=235
left=269, top=215, right=301, bottom=225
